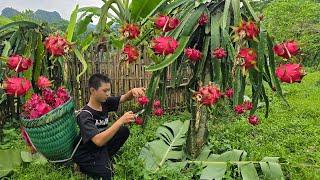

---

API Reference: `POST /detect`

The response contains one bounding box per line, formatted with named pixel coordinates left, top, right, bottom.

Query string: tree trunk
left=186, top=104, right=209, bottom=159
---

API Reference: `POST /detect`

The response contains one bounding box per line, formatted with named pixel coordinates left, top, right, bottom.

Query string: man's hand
left=118, top=111, right=136, bottom=124
left=131, top=87, right=146, bottom=98
left=120, top=87, right=146, bottom=103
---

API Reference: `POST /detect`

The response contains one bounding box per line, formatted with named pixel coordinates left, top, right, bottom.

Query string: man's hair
left=88, top=73, right=111, bottom=90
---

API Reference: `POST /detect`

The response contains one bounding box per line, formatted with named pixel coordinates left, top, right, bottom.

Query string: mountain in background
left=1, top=7, right=64, bottom=23
left=1, top=7, right=20, bottom=18
left=1, top=7, right=96, bottom=30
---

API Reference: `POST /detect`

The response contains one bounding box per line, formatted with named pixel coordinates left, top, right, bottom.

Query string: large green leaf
left=141, top=0, right=168, bottom=25
left=231, top=0, right=241, bottom=25
left=1, top=41, right=11, bottom=57
left=167, top=2, right=194, bottom=39
left=240, top=163, right=259, bottom=180
left=145, top=36, right=190, bottom=72
left=130, top=0, right=163, bottom=22
left=66, top=5, right=79, bottom=42
left=241, top=0, right=259, bottom=22
left=0, top=21, right=39, bottom=32
left=195, top=36, right=210, bottom=81
left=21, top=151, right=48, bottom=164
left=197, top=149, right=246, bottom=179
left=188, top=149, right=284, bottom=180
left=33, top=32, right=45, bottom=84
left=260, top=157, right=285, bottom=179
left=96, top=0, right=116, bottom=34
left=80, top=33, right=94, bottom=52
left=0, top=149, right=21, bottom=178
left=164, top=0, right=191, bottom=14
left=73, top=47, right=88, bottom=83
left=221, top=0, right=231, bottom=29
left=75, top=14, right=94, bottom=37
left=210, top=13, right=222, bottom=83
left=144, top=71, right=162, bottom=123
left=266, top=33, right=288, bottom=106
left=78, top=6, right=101, bottom=15
left=139, top=120, right=190, bottom=171
left=181, top=5, right=205, bottom=36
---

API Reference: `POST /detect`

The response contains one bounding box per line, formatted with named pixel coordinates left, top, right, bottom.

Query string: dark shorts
left=73, top=126, right=130, bottom=180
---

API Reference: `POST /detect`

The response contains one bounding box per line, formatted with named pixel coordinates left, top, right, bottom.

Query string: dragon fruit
left=185, top=48, right=202, bottom=63
left=152, top=36, right=179, bottom=55
left=212, top=48, right=227, bottom=59
left=44, top=34, right=70, bottom=56
left=7, top=55, right=32, bottom=73
left=275, top=63, right=305, bottom=83
left=120, top=23, right=140, bottom=39
left=4, top=77, right=31, bottom=96
left=138, top=96, right=149, bottom=106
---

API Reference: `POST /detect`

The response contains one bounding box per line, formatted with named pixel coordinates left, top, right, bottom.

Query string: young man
left=73, top=73, right=145, bottom=179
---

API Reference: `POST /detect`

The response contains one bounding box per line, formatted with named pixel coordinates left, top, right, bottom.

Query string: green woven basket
left=20, top=98, right=78, bottom=162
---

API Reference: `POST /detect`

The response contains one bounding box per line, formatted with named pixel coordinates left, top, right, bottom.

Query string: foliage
left=209, top=71, right=320, bottom=179
left=139, top=119, right=284, bottom=179
left=263, top=0, right=320, bottom=67
left=4, top=71, right=320, bottom=179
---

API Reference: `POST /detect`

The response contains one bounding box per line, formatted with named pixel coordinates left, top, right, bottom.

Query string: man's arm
left=91, top=111, right=135, bottom=147
left=119, top=89, right=134, bottom=103
left=120, top=87, right=145, bottom=103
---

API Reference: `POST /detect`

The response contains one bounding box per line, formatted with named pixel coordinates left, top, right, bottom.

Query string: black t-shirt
left=74, top=96, right=121, bottom=160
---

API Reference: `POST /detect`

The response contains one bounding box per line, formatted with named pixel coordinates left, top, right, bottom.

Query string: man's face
left=92, top=82, right=111, bottom=102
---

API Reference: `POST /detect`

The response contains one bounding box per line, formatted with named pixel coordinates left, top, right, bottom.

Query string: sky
left=0, top=0, right=104, bottom=23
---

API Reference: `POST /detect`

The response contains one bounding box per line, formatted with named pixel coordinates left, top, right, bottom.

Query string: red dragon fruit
left=138, top=96, right=149, bottom=106
left=275, top=63, right=305, bottom=83
left=273, top=40, right=299, bottom=59
left=233, top=20, right=259, bottom=40
left=225, top=88, right=234, bottom=98
left=7, top=55, right=32, bottom=73
left=245, top=21, right=260, bottom=40
left=248, top=115, right=260, bottom=125
left=185, top=48, right=202, bottom=63
left=243, top=101, right=253, bottom=110
left=198, top=13, right=208, bottom=26
left=135, top=116, right=144, bottom=125
left=152, top=36, right=179, bottom=55
left=234, top=105, right=245, bottom=114
left=212, top=48, right=227, bottom=59
left=29, top=101, right=52, bottom=119
left=44, top=34, right=70, bottom=56
left=42, top=88, right=56, bottom=107
left=120, top=23, right=140, bottom=39
left=238, top=48, right=257, bottom=69
left=196, top=84, right=221, bottom=106
left=154, top=15, right=180, bottom=32
left=122, top=44, right=139, bottom=64
left=153, top=100, right=161, bottom=108
left=37, top=76, right=51, bottom=89
left=153, top=108, right=164, bottom=116
left=4, top=77, right=31, bottom=96
left=56, top=87, right=69, bottom=102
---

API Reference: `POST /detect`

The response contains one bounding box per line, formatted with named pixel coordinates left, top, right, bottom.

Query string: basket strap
left=49, top=109, right=94, bottom=163
left=22, top=127, right=37, bottom=152
left=48, top=136, right=83, bottom=163
left=78, top=109, right=93, bottom=118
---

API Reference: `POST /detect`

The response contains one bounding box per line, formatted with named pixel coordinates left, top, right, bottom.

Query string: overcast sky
left=0, top=0, right=104, bottom=22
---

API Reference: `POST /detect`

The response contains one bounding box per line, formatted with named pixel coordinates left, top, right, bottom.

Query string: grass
left=2, top=71, right=320, bottom=179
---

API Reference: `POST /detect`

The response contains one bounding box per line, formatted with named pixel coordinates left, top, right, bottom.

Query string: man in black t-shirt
left=73, top=73, right=145, bottom=180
